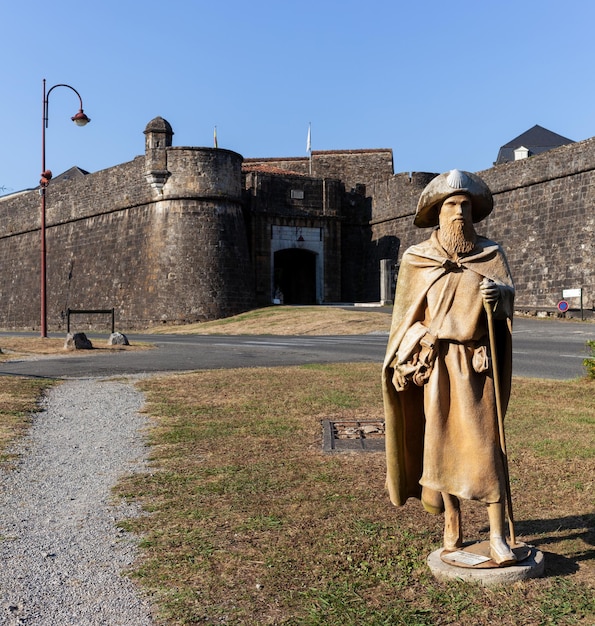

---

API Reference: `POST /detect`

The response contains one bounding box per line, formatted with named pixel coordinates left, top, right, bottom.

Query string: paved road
left=0, top=317, right=592, bottom=380
left=510, top=318, right=591, bottom=380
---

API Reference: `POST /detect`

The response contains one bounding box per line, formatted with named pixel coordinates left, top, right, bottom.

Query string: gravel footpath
left=0, top=378, right=155, bottom=625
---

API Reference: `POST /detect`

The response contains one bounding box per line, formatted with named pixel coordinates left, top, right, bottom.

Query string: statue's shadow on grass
left=514, top=513, right=594, bottom=576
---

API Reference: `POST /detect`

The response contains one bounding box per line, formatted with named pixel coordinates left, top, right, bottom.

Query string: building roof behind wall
left=495, top=125, right=574, bottom=164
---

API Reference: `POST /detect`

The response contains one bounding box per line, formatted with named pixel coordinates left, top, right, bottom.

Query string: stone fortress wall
left=251, top=140, right=594, bottom=313
left=0, top=119, right=255, bottom=330
left=366, top=139, right=594, bottom=312
left=0, top=118, right=592, bottom=332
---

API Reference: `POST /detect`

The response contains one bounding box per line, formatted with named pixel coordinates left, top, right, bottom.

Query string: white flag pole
left=307, top=122, right=312, bottom=175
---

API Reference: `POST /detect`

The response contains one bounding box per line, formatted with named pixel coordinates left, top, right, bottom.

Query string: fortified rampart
left=480, top=141, right=595, bottom=311
left=370, top=139, right=595, bottom=312
left=0, top=118, right=254, bottom=330
left=0, top=118, right=592, bottom=332
left=244, top=149, right=394, bottom=191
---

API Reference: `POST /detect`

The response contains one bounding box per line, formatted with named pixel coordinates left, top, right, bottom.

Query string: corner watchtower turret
left=144, top=116, right=174, bottom=191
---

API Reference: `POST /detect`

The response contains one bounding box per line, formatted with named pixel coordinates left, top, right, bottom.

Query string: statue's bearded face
left=438, top=194, right=477, bottom=255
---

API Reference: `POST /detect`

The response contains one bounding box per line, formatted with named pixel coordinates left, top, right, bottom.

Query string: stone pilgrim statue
left=382, top=169, right=517, bottom=567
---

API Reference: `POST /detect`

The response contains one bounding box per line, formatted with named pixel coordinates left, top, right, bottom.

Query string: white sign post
left=562, top=288, right=581, bottom=299
left=562, top=288, right=584, bottom=320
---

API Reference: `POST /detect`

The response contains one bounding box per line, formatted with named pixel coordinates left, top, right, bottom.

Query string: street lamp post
left=40, top=79, right=91, bottom=337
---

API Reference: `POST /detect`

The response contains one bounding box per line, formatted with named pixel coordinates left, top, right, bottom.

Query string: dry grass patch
left=0, top=377, right=56, bottom=465
left=145, top=306, right=391, bottom=336
left=0, top=336, right=152, bottom=361
left=0, top=337, right=66, bottom=357
left=116, top=366, right=594, bottom=625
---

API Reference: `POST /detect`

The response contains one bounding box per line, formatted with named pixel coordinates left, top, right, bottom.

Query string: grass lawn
left=143, top=305, right=392, bottom=336
left=0, top=377, right=56, bottom=466
left=0, top=306, right=593, bottom=625
left=111, top=365, right=594, bottom=626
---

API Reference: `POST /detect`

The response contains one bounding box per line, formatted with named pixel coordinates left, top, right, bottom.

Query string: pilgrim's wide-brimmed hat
left=414, top=169, right=493, bottom=228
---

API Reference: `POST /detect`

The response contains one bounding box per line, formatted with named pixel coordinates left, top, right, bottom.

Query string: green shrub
left=583, top=339, right=595, bottom=379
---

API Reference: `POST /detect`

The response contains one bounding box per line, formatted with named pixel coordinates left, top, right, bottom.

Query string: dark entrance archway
left=274, top=248, right=317, bottom=304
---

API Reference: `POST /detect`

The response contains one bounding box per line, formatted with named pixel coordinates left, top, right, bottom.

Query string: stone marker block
left=108, top=332, right=129, bottom=346
left=64, top=332, right=93, bottom=351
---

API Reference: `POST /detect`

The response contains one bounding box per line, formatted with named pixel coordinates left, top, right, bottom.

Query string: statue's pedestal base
left=427, top=541, right=545, bottom=586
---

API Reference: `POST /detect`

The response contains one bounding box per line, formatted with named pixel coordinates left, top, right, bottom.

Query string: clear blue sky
left=2, top=0, right=593, bottom=194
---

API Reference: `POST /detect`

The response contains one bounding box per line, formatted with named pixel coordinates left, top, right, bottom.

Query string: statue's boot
left=487, top=502, right=516, bottom=566
left=442, top=493, right=462, bottom=550
left=490, top=535, right=517, bottom=566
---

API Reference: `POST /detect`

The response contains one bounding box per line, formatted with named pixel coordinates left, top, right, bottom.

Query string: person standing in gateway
left=382, top=169, right=517, bottom=565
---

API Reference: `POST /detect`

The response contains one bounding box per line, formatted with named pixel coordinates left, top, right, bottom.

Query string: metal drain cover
left=322, top=419, right=385, bottom=452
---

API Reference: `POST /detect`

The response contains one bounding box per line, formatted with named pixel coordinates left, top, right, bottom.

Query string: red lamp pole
left=40, top=79, right=90, bottom=337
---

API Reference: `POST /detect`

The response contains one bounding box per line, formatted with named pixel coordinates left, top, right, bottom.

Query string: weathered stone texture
left=166, top=148, right=243, bottom=199
left=0, top=121, right=592, bottom=330
left=245, top=149, right=394, bottom=191
left=108, top=332, right=129, bottom=346
left=481, top=141, right=594, bottom=310
left=0, top=142, right=254, bottom=330
left=370, top=141, right=594, bottom=311
left=64, top=332, right=93, bottom=350
left=244, top=172, right=343, bottom=304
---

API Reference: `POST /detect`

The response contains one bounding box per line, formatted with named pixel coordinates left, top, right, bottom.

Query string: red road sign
left=557, top=300, right=569, bottom=312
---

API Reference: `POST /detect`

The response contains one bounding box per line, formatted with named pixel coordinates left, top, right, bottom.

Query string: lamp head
left=71, top=109, right=91, bottom=127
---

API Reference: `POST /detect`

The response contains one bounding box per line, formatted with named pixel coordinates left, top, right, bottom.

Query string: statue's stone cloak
left=382, top=232, right=514, bottom=507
